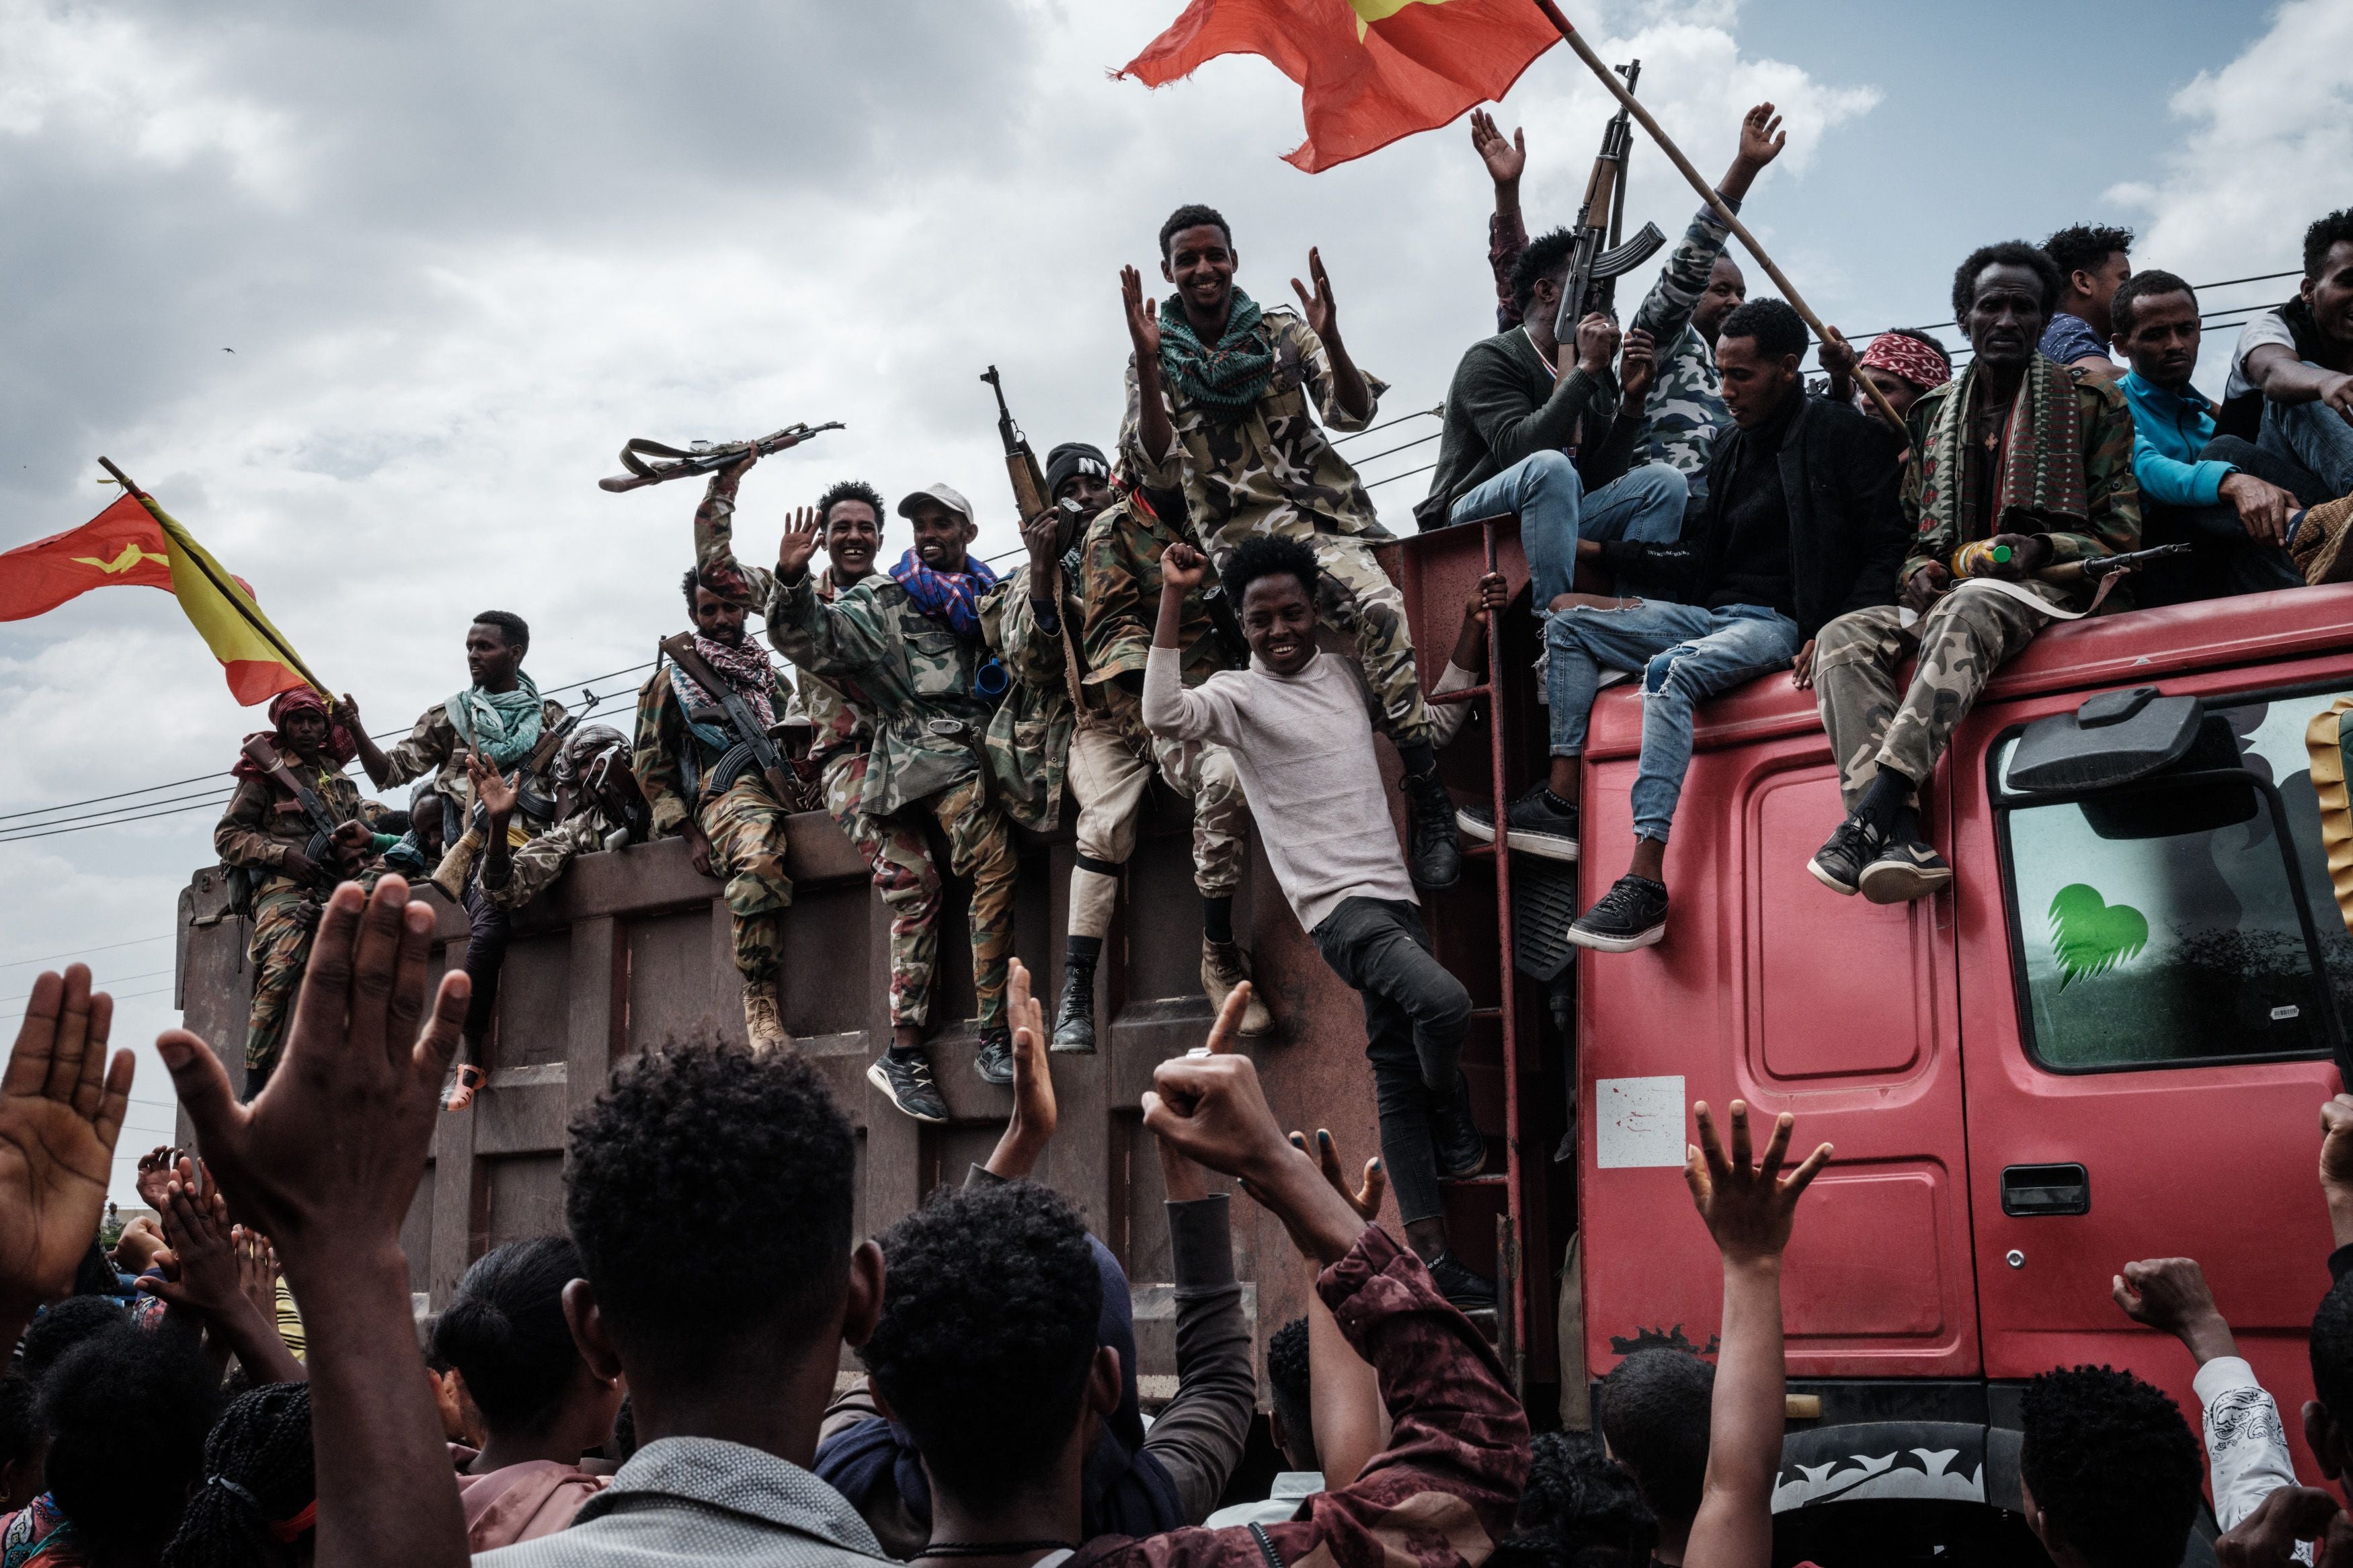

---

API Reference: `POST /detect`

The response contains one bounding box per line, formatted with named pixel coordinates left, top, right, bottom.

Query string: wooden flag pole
left=1528, top=0, right=1911, bottom=434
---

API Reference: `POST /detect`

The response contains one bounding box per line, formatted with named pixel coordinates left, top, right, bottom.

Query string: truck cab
left=1572, top=578, right=2352, bottom=1515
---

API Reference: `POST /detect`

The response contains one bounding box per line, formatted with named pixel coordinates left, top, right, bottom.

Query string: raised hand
left=1685, top=1100, right=1831, bottom=1266
left=714, top=448, right=759, bottom=497
left=0, top=966, right=132, bottom=1329
left=1817, top=325, right=1859, bottom=381
left=1735, top=102, right=1786, bottom=171
left=1159, top=541, right=1208, bottom=593
left=776, top=506, right=824, bottom=582
left=2111, top=1256, right=2235, bottom=1364
left=463, top=749, right=518, bottom=827
left=1291, top=247, right=1340, bottom=343
left=1619, top=326, right=1658, bottom=407
left=146, top=1159, right=245, bottom=1317
left=155, top=877, right=467, bottom=1278
left=1469, top=108, right=1526, bottom=189
left=1572, top=311, right=1622, bottom=378
left=1121, top=265, right=1162, bottom=360
left=1145, top=1047, right=1363, bottom=1263
left=1289, top=1127, right=1385, bottom=1223
left=134, top=1143, right=182, bottom=1210
left=986, top=959, right=1059, bottom=1180
left=1021, top=507, right=1064, bottom=575
left=332, top=693, right=364, bottom=733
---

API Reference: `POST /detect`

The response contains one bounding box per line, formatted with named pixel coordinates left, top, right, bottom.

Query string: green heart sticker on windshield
left=2048, top=883, right=2149, bottom=989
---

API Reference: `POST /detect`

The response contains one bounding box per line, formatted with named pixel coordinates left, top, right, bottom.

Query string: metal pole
left=1527, top=0, right=1911, bottom=434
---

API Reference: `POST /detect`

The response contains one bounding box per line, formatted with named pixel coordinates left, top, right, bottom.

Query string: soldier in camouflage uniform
left=1808, top=244, right=2141, bottom=905
left=341, top=609, right=572, bottom=1108
left=471, top=726, right=651, bottom=923
left=762, top=476, right=1021, bottom=1123
left=634, top=554, right=805, bottom=1053
left=1119, top=204, right=1462, bottom=891
left=981, top=442, right=1266, bottom=1055
left=212, top=689, right=378, bottom=1097
left=1481, top=102, right=1786, bottom=503
left=693, top=463, right=956, bottom=1120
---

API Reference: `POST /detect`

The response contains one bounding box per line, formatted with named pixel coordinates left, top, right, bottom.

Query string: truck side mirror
left=2008, top=688, right=2206, bottom=794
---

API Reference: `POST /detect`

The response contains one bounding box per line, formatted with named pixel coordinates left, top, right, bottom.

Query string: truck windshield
left=1993, top=687, right=2353, bottom=1071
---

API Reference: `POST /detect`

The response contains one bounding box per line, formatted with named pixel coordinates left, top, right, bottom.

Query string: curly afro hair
left=565, top=1039, right=855, bottom=1369
left=1491, top=1431, right=1657, bottom=1568
left=1160, top=204, right=1233, bottom=260
left=1599, top=1348, right=1713, bottom=1524
left=1509, top=228, right=1581, bottom=317
left=2040, top=224, right=2133, bottom=281
left=19, top=1294, right=128, bottom=1384
left=1716, top=298, right=1808, bottom=363
left=44, top=1319, right=220, bottom=1555
left=817, top=479, right=888, bottom=532
left=1267, top=1316, right=1313, bottom=1465
left=1222, top=533, right=1320, bottom=612
left=435, top=1235, right=590, bottom=1434
left=161, top=1382, right=313, bottom=1568
left=860, top=1180, right=1103, bottom=1503
left=2305, top=209, right=2353, bottom=280
left=2019, top=1364, right=2200, bottom=1568
left=1950, top=241, right=2065, bottom=323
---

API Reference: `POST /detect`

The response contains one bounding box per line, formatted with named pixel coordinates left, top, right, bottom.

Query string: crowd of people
left=16, top=85, right=2336, bottom=1568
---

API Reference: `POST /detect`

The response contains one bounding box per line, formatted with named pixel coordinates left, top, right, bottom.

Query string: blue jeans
left=2260, top=384, right=2353, bottom=497
left=1448, top=450, right=1687, bottom=609
left=1545, top=601, right=1801, bottom=843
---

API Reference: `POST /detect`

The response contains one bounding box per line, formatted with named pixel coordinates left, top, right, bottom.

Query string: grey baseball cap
left=896, top=483, right=974, bottom=523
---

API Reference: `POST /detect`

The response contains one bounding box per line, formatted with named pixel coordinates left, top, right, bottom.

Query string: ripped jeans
left=1544, top=601, right=1800, bottom=843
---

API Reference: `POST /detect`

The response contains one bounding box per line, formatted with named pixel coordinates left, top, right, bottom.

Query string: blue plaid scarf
left=889, top=548, right=999, bottom=641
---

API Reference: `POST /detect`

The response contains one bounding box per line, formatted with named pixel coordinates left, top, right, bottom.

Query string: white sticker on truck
left=1596, top=1075, right=1687, bottom=1168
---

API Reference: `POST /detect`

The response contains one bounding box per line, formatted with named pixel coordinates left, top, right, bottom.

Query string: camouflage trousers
left=825, top=753, right=1015, bottom=1030
left=1813, top=580, right=2063, bottom=810
left=696, top=777, right=792, bottom=985
left=243, top=869, right=382, bottom=1095
left=824, top=750, right=944, bottom=1028
left=1065, top=724, right=1247, bottom=941
left=1215, top=532, right=1431, bottom=751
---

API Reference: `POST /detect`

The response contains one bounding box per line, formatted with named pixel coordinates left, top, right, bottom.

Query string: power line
left=1330, top=406, right=1443, bottom=445
left=0, top=933, right=173, bottom=970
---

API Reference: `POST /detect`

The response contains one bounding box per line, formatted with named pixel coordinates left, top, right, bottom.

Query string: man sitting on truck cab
left=1529, top=298, right=1906, bottom=954
left=1806, top=241, right=2141, bottom=905
left=2219, top=208, right=2353, bottom=501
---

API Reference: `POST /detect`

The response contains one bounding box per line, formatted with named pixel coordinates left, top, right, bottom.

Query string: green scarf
left=448, top=671, right=544, bottom=770
left=1917, top=355, right=2088, bottom=544
left=1158, top=288, right=1274, bottom=412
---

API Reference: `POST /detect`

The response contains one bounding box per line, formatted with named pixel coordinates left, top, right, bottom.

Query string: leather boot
left=1200, top=938, right=1275, bottom=1040
left=1052, top=956, right=1097, bottom=1053
left=742, top=981, right=791, bottom=1054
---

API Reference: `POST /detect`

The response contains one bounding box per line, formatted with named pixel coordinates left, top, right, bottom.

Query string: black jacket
left=1691, top=394, right=1908, bottom=640
left=1414, top=329, right=1635, bottom=530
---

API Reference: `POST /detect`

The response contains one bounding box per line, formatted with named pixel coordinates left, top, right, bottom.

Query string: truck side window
left=1993, top=686, right=2353, bottom=1071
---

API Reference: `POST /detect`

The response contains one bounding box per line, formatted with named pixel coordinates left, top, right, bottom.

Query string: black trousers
left=1310, top=897, right=1472, bottom=1227
left=2135, top=435, right=2308, bottom=606
left=461, top=876, right=511, bottom=1055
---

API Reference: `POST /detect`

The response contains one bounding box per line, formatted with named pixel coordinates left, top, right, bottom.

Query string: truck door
left=1956, top=675, right=2350, bottom=1470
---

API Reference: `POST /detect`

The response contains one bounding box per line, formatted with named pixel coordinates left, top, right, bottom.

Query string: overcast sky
left=1, top=0, right=2343, bottom=1204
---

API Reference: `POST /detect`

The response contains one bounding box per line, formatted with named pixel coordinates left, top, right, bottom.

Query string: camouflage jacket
left=768, top=571, right=993, bottom=817
left=1901, top=362, right=2142, bottom=591
left=1064, top=1227, right=1525, bottom=1568
left=479, top=804, right=627, bottom=911
left=691, top=487, right=882, bottom=765
left=979, top=540, right=1087, bottom=831
left=631, top=655, right=798, bottom=837
left=214, top=756, right=364, bottom=872
left=1120, top=305, right=1389, bottom=557
left=1492, top=199, right=1740, bottom=495
left=377, top=694, right=570, bottom=825
left=1081, top=492, right=1237, bottom=712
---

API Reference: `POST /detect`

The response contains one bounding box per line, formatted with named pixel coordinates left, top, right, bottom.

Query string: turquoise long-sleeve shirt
left=2120, top=369, right=2235, bottom=508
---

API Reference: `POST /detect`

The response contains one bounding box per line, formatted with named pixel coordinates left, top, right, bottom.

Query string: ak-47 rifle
left=1552, top=60, right=1667, bottom=344
left=238, top=734, right=352, bottom=887
left=599, top=421, right=845, bottom=493
left=982, top=365, right=1091, bottom=714
left=658, top=633, right=796, bottom=807
left=1958, top=541, right=2194, bottom=586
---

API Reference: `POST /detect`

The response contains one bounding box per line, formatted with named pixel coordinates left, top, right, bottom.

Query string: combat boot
left=1200, top=938, right=1274, bottom=1040
left=1051, top=954, right=1098, bottom=1054
left=742, top=981, right=792, bottom=1054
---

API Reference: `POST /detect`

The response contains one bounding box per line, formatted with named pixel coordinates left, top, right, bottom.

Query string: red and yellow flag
left=1119, top=0, right=1558, bottom=172
left=0, top=487, right=321, bottom=705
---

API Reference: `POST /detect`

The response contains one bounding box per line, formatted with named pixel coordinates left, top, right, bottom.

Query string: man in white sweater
left=1141, top=532, right=1493, bottom=1309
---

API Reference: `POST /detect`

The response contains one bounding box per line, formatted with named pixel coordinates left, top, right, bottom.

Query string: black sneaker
left=1051, top=960, right=1096, bottom=1053
left=1401, top=768, right=1462, bottom=890
left=973, top=1026, right=1014, bottom=1086
left=1456, top=786, right=1579, bottom=862
left=1807, top=816, right=1886, bottom=897
left=1858, top=838, right=1953, bottom=905
left=1430, top=1069, right=1488, bottom=1179
left=1425, top=1249, right=1499, bottom=1311
left=867, top=1046, right=949, bottom=1124
left=1566, top=874, right=1669, bottom=953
